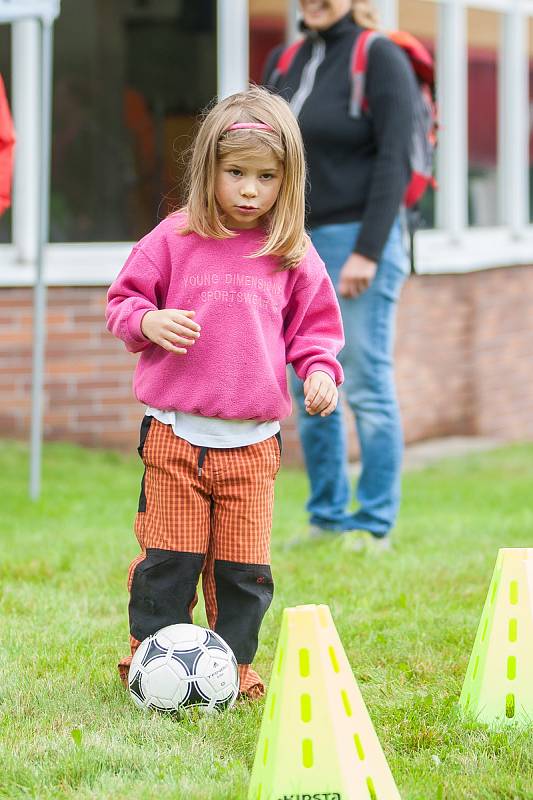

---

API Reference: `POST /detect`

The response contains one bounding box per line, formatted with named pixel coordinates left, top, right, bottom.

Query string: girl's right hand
left=141, top=309, right=201, bottom=354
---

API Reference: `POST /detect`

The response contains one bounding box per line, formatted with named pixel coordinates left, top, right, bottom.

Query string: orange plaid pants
left=120, top=417, right=280, bottom=696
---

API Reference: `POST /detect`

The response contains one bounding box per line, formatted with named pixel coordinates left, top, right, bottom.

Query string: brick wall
left=1, top=265, right=532, bottom=462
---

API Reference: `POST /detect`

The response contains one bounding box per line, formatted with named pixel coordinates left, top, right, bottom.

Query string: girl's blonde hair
left=352, top=0, right=380, bottom=29
left=178, top=86, right=308, bottom=270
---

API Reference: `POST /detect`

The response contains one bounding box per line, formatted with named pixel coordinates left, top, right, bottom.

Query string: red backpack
left=270, top=29, right=438, bottom=209
left=0, top=73, right=16, bottom=216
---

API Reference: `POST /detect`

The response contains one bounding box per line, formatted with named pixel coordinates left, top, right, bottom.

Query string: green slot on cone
left=248, top=604, right=401, bottom=800
left=459, top=548, right=533, bottom=726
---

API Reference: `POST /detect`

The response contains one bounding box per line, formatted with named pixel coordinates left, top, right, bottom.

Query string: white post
left=286, top=0, right=300, bottom=44
left=11, top=18, right=40, bottom=263
left=217, top=0, right=249, bottom=99
left=497, top=4, right=529, bottom=235
left=30, top=18, right=54, bottom=501
left=435, top=0, right=468, bottom=240
left=374, top=0, right=398, bottom=30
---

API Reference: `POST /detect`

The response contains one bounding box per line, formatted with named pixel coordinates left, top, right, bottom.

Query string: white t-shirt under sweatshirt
left=145, top=407, right=279, bottom=448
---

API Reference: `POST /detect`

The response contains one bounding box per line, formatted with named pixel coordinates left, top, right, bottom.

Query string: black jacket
left=263, top=12, right=417, bottom=262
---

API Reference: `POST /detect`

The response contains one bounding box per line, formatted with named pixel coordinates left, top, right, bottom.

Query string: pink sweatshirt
left=106, top=214, right=344, bottom=421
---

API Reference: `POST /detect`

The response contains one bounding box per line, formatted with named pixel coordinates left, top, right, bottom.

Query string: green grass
left=1, top=440, right=533, bottom=799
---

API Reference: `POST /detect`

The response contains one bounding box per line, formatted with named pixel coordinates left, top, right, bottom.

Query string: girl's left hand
left=303, top=371, right=338, bottom=417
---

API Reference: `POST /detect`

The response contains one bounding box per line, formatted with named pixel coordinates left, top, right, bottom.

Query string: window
left=399, top=0, right=437, bottom=229
left=3, top=0, right=533, bottom=277
left=0, top=24, right=11, bottom=244
left=529, top=16, right=533, bottom=222
left=49, top=0, right=216, bottom=243
left=467, top=8, right=500, bottom=227
left=249, top=0, right=288, bottom=85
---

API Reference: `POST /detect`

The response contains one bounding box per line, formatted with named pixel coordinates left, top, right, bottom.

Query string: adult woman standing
left=263, top=0, right=417, bottom=550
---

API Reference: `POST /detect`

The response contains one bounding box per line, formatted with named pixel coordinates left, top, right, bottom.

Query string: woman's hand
left=338, top=253, right=377, bottom=298
left=303, top=371, right=338, bottom=417
left=141, top=309, right=201, bottom=354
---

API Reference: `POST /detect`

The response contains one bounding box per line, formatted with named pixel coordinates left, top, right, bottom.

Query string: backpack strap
left=270, top=38, right=305, bottom=86
left=349, top=30, right=384, bottom=118
left=388, top=30, right=435, bottom=87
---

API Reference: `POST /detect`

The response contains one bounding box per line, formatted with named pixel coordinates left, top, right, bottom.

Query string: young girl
left=106, top=86, right=344, bottom=699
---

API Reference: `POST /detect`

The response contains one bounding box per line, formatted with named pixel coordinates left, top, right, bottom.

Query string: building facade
left=1, top=0, right=533, bottom=461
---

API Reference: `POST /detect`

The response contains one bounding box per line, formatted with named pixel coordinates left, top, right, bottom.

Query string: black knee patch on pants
left=214, top=560, right=274, bottom=664
left=129, top=549, right=204, bottom=642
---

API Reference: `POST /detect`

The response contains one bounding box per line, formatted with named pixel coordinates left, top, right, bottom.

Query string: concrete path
left=402, top=435, right=503, bottom=472
left=349, top=435, right=503, bottom=476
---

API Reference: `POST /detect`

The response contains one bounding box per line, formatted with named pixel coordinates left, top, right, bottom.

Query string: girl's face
left=299, top=0, right=352, bottom=30
left=215, top=153, right=284, bottom=230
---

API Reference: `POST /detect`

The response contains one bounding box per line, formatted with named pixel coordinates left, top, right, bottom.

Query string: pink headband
left=225, top=122, right=275, bottom=133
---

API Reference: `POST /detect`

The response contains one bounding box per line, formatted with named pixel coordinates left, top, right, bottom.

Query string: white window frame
left=416, top=0, right=532, bottom=271
left=1, top=0, right=533, bottom=284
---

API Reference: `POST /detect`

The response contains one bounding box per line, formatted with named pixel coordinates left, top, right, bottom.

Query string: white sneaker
left=284, top=525, right=342, bottom=550
left=342, top=530, right=393, bottom=554
left=308, top=524, right=342, bottom=541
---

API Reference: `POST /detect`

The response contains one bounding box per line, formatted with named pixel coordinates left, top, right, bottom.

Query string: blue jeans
left=290, top=218, right=409, bottom=536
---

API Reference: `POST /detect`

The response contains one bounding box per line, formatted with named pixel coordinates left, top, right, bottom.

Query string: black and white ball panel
left=139, top=637, right=168, bottom=667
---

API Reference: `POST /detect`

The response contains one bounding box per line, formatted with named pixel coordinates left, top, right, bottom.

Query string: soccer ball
left=128, top=623, right=239, bottom=714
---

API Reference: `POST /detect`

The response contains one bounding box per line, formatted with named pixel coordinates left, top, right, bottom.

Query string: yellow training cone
left=459, top=548, right=533, bottom=726
left=248, top=604, right=401, bottom=800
